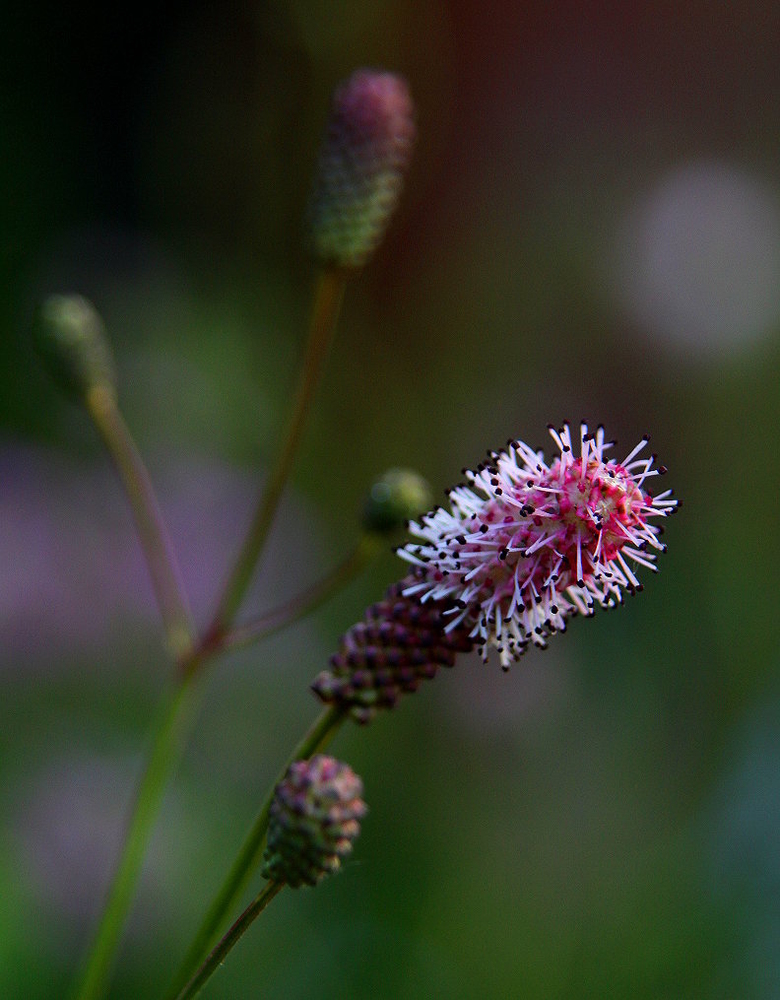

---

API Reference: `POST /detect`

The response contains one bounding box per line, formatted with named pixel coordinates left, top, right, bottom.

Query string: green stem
left=169, top=704, right=347, bottom=997
left=218, top=534, right=380, bottom=654
left=73, top=267, right=349, bottom=999
left=70, top=674, right=204, bottom=1000
left=202, top=267, right=348, bottom=650
left=174, top=881, right=285, bottom=1000
left=86, top=385, right=195, bottom=662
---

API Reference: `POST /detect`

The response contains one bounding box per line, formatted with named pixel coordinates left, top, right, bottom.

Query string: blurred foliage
left=2, top=2, right=780, bottom=998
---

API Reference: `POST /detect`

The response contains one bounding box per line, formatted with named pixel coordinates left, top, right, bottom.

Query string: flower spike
left=398, top=421, right=678, bottom=668
left=313, top=421, right=677, bottom=721
left=308, top=69, right=415, bottom=270
left=262, top=756, right=367, bottom=888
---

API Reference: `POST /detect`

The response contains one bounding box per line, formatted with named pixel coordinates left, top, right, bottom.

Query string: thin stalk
left=202, top=267, right=348, bottom=651
left=85, top=385, right=195, bottom=661
left=174, top=881, right=285, bottom=1000
left=168, top=704, right=346, bottom=997
left=73, top=266, right=350, bottom=999
left=70, top=673, right=204, bottom=1000
left=218, top=534, right=380, bottom=654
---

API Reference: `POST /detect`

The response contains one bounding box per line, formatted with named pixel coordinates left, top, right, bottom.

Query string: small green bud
left=33, top=294, right=116, bottom=401
left=262, top=755, right=367, bottom=888
left=363, top=467, right=433, bottom=535
left=308, top=69, right=415, bottom=270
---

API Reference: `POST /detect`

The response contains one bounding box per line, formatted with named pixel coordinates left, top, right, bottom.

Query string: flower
left=398, top=422, right=678, bottom=669
left=308, top=69, right=415, bottom=270
left=262, top=755, right=367, bottom=888
left=312, top=421, right=677, bottom=722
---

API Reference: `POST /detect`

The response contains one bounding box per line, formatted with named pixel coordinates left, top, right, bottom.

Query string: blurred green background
left=2, top=2, right=780, bottom=997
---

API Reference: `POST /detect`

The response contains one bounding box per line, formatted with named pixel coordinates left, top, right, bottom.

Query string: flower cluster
left=262, top=755, right=367, bottom=888
left=399, top=422, right=678, bottom=668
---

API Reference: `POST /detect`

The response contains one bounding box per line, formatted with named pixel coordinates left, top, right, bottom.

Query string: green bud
left=33, top=294, right=116, bottom=401
left=363, top=467, right=432, bottom=535
left=262, top=755, right=366, bottom=888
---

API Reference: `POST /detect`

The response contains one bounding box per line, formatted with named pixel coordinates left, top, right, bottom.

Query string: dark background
left=2, top=3, right=780, bottom=997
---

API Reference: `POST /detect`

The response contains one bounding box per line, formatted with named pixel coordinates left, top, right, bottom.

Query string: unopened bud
left=33, top=294, right=115, bottom=401
left=262, top=755, right=367, bottom=887
left=308, top=69, right=415, bottom=270
left=311, top=576, right=474, bottom=723
left=363, top=468, right=432, bottom=535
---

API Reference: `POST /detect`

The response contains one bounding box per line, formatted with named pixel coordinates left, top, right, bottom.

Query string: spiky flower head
left=308, top=69, right=415, bottom=270
left=262, top=755, right=367, bottom=888
left=33, top=294, right=116, bottom=402
left=398, top=422, right=678, bottom=669
left=363, top=467, right=433, bottom=536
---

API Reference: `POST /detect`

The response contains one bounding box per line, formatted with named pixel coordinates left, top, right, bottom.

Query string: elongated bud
left=262, top=755, right=367, bottom=888
left=33, top=294, right=116, bottom=402
left=308, top=69, right=415, bottom=270
left=311, top=576, right=474, bottom=723
left=363, top=468, right=432, bottom=535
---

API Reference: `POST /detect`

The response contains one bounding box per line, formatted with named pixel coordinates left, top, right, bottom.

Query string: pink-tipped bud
left=308, top=69, right=415, bottom=270
left=262, top=755, right=367, bottom=887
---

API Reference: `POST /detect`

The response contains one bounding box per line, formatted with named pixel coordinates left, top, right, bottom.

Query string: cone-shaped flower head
left=262, top=755, right=367, bottom=887
left=399, top=422, right=678, bottom=668
left=33, top=294, right=116, bottom=402
left=308, top=69, right=415, bottom=269
left=363, top=467, right=433, bottom=535
left=312, top=578, right=474, bottom=723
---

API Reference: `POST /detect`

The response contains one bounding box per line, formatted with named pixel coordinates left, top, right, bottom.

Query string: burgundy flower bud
left=311, top=577, right=474, bottom=723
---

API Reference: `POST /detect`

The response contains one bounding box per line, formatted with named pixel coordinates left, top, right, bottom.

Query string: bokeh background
left=2, top=2, right=780, bottom=997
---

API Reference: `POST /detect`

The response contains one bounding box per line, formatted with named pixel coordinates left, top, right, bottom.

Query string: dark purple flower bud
left=311, top=577, right=474, bottom=723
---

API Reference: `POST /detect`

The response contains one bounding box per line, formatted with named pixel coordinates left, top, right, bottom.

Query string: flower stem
left=202, top=267, right=348, bottom=652
left=70, top=673, right=204, bottom=1000
left=72, top=267, right=350, bottom=999
left=173, top=881, right=285, bottom=1000
left=218, top=533, right=381, bottom=654
left=168, top=704, right=346, bottom=997
left=85, top=384, right=195, bottom=662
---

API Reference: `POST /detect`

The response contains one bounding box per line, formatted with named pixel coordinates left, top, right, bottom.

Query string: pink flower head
left=398, top=422, right=678, bottom=669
